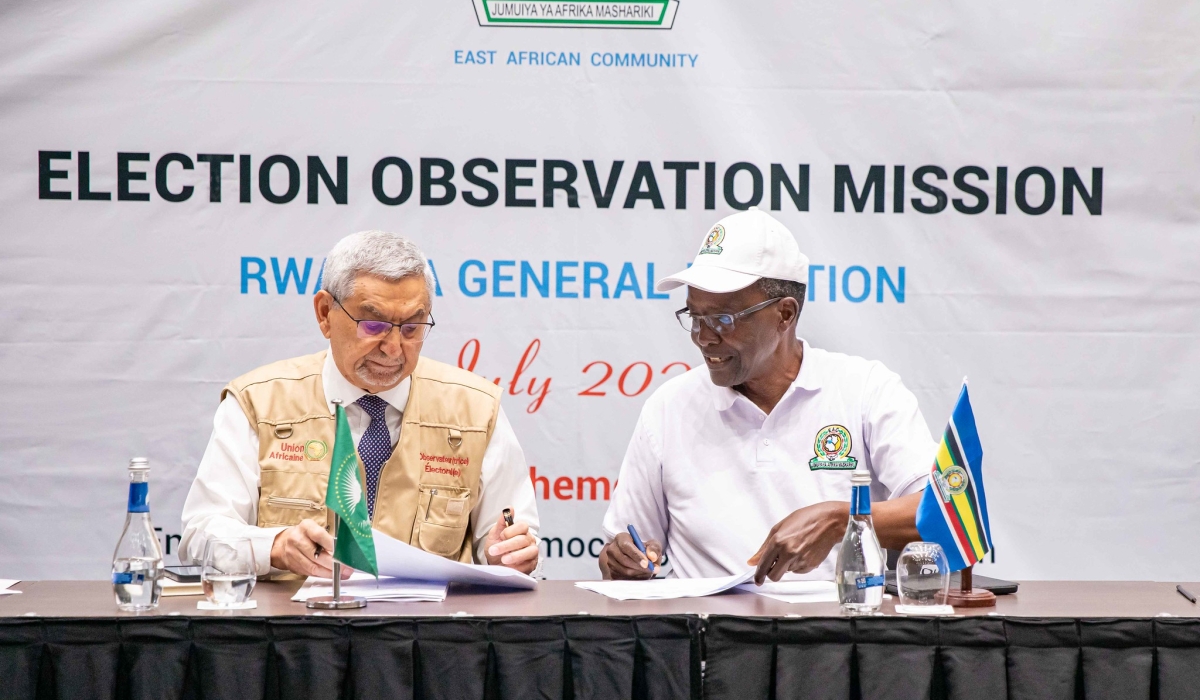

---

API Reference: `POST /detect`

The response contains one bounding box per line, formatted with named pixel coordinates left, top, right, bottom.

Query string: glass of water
left=896, top=542, right=951, bottom=607
left=201, top=537, right=256, bottom=607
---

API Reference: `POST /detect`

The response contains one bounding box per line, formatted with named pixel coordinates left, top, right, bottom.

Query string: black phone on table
left=163, top=565, right=204, bottom=583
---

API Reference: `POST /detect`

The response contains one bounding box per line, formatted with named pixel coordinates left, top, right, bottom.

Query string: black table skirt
left=3, top=615, right=1199, bottom=700
left=0, top=616, right=700, bottom=700
left=705, top=616, right=1200, bottom=700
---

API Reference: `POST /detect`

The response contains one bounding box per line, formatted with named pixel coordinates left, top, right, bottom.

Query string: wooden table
left=4, top=579, right=1200, bottom=618
left=3, top=580, right=1199, bottom=700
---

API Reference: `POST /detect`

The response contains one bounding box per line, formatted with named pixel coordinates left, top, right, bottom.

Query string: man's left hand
left=485, top=511, right=539, bottom=574
left=747, top=501, right=849, bottom=585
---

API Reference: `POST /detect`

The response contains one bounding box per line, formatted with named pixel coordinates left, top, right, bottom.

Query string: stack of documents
left=576, top=571, right=754, bottom=600
left=575, top=572, right=840, bottom=603
left=292, top=572, right=448, bottom=603
left=160, top=579, right=204, bottom=597
left=0, top=580, right=20, bottom=596
left=291, top=529, right=538, bottom=602
left=370, top=529, right=537, bottom=590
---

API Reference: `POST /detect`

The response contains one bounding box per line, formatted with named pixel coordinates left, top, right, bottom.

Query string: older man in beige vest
left=180, top=231, right=540, bottom=578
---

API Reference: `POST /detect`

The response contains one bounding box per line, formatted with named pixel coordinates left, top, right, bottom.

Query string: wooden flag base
left=946, top=588, right=997, bottom=607
left=947, top=565, right=996, bottom=608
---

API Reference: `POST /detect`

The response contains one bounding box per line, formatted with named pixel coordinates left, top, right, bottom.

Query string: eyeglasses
left=333, top=298, right=435, bottom=342
left=675, top=297, right=782, bottom=335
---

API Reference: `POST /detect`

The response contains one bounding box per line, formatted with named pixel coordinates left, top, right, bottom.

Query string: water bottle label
left=127, top=483, right=149, bottom=513
left=850, top=485, right=872, bottom=515
left=112, top=572, right=144, bottom=585
left=855, top=574, right=884, bottom=590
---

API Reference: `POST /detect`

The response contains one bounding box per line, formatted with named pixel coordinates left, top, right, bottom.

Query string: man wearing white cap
left=599, top=208, right=936, bottom=585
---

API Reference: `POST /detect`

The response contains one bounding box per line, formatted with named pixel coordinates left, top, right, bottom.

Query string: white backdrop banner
left=1, top=0, right=1198, bottom=581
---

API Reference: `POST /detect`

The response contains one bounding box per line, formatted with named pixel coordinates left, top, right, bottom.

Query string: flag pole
left=331, top=510, right=342, bottom=601
left=307, top=400, right=367, bottom=610
left=946, top=564, right=996, bottom=608
left=307, top=497, right=366, bottom=609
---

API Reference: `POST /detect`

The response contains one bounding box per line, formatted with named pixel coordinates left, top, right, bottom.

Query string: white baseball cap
left=657, top=208, right=809, bottom=293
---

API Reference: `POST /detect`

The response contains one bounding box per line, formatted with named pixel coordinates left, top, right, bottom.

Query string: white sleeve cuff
left=890, top=472, right=930, bottom=500
left=251, top=527, right=287, bottom=576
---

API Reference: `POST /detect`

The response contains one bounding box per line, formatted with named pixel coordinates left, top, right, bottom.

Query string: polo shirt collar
left=712, top=338, right=820, bottom=412
left=713, top=384, right=740, bottom=412
left=792, top=338, right=822, bottom=391
left=321, top=349, right=411, bottom=416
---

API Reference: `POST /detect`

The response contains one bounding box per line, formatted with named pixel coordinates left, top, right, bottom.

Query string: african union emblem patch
left=303, top=440, right=328, bottom=461
left=809, top=425, right=859, bottom=470
left=699, top=224, right=725, bottom=255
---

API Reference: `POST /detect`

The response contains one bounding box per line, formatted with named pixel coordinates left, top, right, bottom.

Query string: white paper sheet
left=736, top=580, right=839, bottom=604
left=575, top=570, right=754, bottom=600
left=894, top=604, right=956, bottom=616
left=292, top=572, right=448, bottom=602
left=0, top=579, right=20, bottom=596
left=368, top=529, right=537, bottom=590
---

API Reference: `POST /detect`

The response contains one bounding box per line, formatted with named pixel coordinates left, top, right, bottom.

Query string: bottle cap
left=128, top=457, right=150, bottom=471
left=850, top=470, right=871, bottom=486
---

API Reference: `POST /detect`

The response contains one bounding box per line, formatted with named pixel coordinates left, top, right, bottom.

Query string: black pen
left=1177, top=585, right=1196, bottom=604
left=503, top=507, right=515, bottom=528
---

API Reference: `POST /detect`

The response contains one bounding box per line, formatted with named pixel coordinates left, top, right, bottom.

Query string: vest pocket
left=416, top=485, right=471, bottom=557
left=266, top=496, right=323, bottom=511
left=258, top=484, right=327, bottom=529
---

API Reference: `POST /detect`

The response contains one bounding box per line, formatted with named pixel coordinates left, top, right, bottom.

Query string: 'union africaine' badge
left=698, top=224, right=725, bottom=255
left=808, top=425, right=859, bottom=470
left=304, top=439, right=329, bottom=461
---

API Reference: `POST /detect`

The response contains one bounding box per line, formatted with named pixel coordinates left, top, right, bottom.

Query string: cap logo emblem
left=699, top=225, right=725, bottom=255
left=808, top=425, right=859, bottom=470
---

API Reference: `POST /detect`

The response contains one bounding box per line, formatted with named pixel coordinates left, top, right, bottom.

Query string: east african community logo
left=808, top=425, right=859, bottom=470
left=699, top=224, right=725, bottom=255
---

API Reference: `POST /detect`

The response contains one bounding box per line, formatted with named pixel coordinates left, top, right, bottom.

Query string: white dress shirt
left=180, top=351, right=539, bottom=575
left=601, top=339, right=936, bottom=580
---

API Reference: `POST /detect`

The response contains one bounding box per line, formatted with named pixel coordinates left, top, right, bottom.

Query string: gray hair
left=757, top=277, right=807, bottom=321
left=321, top=230, right=436, bottom=301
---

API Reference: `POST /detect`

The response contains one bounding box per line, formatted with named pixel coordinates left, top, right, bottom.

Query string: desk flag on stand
left=915, top=380, right=992, bottom=572
left=326, top=404, right=378, bottom=576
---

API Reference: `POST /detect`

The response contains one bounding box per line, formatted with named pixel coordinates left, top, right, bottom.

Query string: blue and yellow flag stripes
left=326, top=404, right=378, bottom=576
left=915, top=381, right=992, bottom=572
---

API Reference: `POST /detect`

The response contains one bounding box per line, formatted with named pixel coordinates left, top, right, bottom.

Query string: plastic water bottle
left=112, top=458, right=163, bottom=611
left=835, top=471, right=885, bottom=614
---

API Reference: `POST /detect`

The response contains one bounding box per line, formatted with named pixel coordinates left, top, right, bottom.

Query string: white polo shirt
left=602, top=339, right=936, bottom=580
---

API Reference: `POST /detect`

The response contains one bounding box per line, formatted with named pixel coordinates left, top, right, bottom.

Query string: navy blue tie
left=355, top=394, right=394, bottom=520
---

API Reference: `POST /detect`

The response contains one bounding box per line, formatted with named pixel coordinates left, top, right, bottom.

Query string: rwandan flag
left=326, top=403, right=378, bottom=576
left=915, top=381, right=992, bottom=572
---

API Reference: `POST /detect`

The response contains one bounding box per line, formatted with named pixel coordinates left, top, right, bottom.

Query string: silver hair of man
left=320, top=230, right=437, bottom=302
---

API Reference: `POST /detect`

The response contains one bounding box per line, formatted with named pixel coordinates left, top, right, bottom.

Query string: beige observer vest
left=222, top=351, right=502, bottom=563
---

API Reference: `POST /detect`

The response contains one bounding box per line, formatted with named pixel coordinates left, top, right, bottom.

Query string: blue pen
left=626, top=524, right=656, bottom=573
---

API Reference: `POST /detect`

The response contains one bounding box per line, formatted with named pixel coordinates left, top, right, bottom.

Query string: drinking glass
left=201, top=537, right=257, bottom=607
left=896, top=542, right=950, bottom=607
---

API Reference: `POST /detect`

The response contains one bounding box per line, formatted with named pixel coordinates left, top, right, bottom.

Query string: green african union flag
left=326, top=404, right=377, bottom=576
